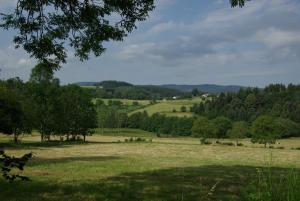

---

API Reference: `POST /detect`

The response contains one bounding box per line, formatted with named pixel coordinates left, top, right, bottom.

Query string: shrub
left=221, top=142, right=234, bottom=146
left=180, top=106, right=187, bottom=112
left=204, top=141, right=212, bottom=145
left=237, top=143, right=244, bottom=146
left=200, top=138, right=212, bottom=145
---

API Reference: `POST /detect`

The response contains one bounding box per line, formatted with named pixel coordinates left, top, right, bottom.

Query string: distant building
left=173, top=96, right=177, bottom=100
left=201, top=93, right=210, bottom=98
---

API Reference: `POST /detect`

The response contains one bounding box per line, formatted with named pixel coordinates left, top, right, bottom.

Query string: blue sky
left=0, top=0, right=300, bottom=87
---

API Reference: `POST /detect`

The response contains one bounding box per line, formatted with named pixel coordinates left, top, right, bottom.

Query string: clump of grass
left=277, top=146, right=285, bottom=149
left=237, top=143, right=244, bottom=146
left=243, top=167, right=300, bottom=201
left=291, top=147, right=300, bottom=150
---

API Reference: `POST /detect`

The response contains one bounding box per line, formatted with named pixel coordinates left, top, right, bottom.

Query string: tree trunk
left=14, top=133, right=18, bottom=143
left=83, top=135, right=86, bottom=142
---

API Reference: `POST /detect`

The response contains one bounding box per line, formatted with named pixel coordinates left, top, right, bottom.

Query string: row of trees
left=0, top=63, right=97, bottom=142
left=192, top=115, right=299, bottom=147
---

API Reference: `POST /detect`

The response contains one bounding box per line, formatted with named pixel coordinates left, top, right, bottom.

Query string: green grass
left=1, top=133, right=300, bottom=201
left=130, top=98, right=203, bottom=117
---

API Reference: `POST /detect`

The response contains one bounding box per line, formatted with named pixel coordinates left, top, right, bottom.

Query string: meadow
left=129, top=98, right=203, bottom=117
left=1, top=129, right=300, bottom=201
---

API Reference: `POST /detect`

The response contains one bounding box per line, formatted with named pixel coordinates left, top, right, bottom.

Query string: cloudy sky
left=0, top=0, right=299, bottom=87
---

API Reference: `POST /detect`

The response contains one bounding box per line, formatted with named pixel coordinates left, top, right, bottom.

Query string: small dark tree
left=180, top=106, right=187, bottom=113
left=191, top=88, right=199, bottom=97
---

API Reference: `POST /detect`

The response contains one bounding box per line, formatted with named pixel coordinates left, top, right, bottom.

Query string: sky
left=0, top=0, right=300, bottom=87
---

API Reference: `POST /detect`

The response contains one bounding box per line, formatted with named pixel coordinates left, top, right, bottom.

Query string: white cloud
left=255, top=28, right=300, bottom=48
left=118, top=0, right=300, bottom=66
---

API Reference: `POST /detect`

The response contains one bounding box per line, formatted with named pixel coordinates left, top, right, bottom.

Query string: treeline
left=83, top=80, right=191, bottom=100
left=0, top=63, right=97, bottom=142
left=192, top=115, right=300, bottom=147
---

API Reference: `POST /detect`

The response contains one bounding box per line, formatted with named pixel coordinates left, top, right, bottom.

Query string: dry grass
left=1, top=133, right=300, bottom=201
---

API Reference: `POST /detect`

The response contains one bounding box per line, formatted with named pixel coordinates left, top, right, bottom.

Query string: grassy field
left=130, top=98, right=203, bottom=117
left=93, top=97, right=203, bottom=117
left=1, top=131, right=300, bottom=201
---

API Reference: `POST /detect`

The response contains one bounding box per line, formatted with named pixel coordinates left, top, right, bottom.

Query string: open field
left=1, top=130, right=300, bottom=201
left=130, top=98, right=203, bottom=117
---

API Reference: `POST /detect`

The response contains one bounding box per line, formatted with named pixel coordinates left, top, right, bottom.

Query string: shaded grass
left=1, top=165, right=299, bottom=201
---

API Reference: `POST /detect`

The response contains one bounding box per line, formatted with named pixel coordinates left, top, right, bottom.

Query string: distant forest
left=191, top=84, right=300, bottom=124
left=81, top=81, right=192, bottom=100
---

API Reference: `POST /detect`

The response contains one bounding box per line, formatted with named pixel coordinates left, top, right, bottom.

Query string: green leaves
left=1, top=0, right=155, bottom=69
left=230, top=0, right=251, bottom=8
left=0, top=151, right=33, bottom=182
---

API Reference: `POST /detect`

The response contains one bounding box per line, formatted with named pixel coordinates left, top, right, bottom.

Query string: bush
left=180, top=106, right=187, bottom=112
left=221, top=142, right=234, bottom=146
left=124, top=137, right=147, bottom=143
left=237, top=143, right=244, bottom=146
left=204, top=141, right=212, bottom=145
left=132, top=101, right=139, bottom=106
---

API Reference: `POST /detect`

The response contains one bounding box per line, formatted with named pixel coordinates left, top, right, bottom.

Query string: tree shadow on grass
left=1, top=165, right=298, bottom=201
left=0, top=140, right=121, bottom=150
left=28, top=155, right=121, bottom=167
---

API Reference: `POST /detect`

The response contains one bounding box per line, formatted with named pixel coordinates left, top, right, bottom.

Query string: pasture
left=1, top=130, right=300, bottom=201
left=130, top=98, right=203, bottom=117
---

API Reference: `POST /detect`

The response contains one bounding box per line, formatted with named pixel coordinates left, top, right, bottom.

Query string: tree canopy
left=0, top=0, right=155, bottom=69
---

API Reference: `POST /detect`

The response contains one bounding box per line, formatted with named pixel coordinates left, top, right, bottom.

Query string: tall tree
left=251, top=115, right=281, bottom=148
left=0, top=83, right=32, bottom=143
left=192, top=117, right=218, bottom=143
left=59, top=85, right=97, bottom=141
left=212, top=116, right=232, bottom=138
left=28, top=63, right=61, bottom=141
left=227, top=121, right=248, bottom=145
